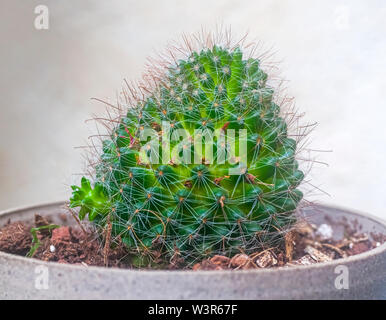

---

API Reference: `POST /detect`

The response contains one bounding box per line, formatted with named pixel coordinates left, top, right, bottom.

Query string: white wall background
left=0, top=0, right=385, bottom=219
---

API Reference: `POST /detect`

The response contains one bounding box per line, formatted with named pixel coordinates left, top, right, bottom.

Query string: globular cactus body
left=70, top=41, right=304, bottom=264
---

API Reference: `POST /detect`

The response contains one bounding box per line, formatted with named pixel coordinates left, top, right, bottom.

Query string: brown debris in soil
left=37, top=226, right=128, bottom=268
left=0, top=217, right=129, bottom=268
left=304, top=245, right=332, bottom=263
left=51, top=226, right=71, bottom=243
left=0, top=213, right=385, bottom=271
left=191, top=219, right=386, bottom=271
left=284, top=230, right=295, bottom=262
left=34, top=214, right=52, bottom=236
left=0, top=221, right=32, bottom=255
left=230, top=253, right=255, bottom=269
left=103, top=214, right=113, bottom=267
left=193, top=255, right=230, bottom=271
left=254, top=251, right=278, bottom=268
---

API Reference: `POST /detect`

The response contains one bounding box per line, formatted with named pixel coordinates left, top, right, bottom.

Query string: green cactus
left=70, top=41, right=304, bottom=265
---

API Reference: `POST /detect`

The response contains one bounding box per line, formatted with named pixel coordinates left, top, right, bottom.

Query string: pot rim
left=1, top=201, right=385, bottom=276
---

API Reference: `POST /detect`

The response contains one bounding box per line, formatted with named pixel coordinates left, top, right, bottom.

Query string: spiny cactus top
left=70, top=39, right=305, bottom=265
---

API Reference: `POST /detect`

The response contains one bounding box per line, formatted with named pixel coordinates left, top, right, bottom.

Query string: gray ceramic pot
left=0, top=202, right=385, bottom=300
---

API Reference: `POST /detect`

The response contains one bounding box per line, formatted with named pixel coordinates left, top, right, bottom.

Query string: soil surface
left=0, top=213, right=385, bottom=270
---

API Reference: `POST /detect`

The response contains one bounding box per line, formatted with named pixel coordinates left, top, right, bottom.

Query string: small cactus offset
left=70, top=32, right=306, bottom=265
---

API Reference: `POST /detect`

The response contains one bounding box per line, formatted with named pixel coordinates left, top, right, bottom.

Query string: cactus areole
left=70, top=38, right=305, bottom=265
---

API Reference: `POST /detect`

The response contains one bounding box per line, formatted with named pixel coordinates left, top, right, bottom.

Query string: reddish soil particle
left=346, top=242, right=372, bottom=256
left=51, top=226, right=71, bottom=243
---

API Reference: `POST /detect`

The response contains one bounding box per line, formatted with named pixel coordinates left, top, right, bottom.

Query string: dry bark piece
left=321, top=243, right=347, bottom=258
left=296, top=221, right=315, bottom=236
left=351, top=234, right=369, bottom=243
left=229, top=253, right=250, bottom=268
left=34, top=213, right=51, bottom=229
left=276, top=252, right=286, bottom=267
left=255, top=251, right=278, bottom=268
left=192, top=259, right=226, bottom=271
left=210, top=255, right=230, bottom=266
left=304, top=245, right=332, bottom=262
left=192, top=263, right=201, bottom=271
left=103, top=214, right=112, bottom=267
left=284, top=231, right=295, bottom=262
left=287, top=254, right=316, bottom=266
left=169, top=255, right=185, bottom=269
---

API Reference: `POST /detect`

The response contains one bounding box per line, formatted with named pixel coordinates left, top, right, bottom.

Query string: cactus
left=70, top=34, right=305, bottom=265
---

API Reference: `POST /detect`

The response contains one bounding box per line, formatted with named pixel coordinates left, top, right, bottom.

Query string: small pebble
left=49, top=245, right=56, bottom=253
left=316, top=223, right=333, bottom=240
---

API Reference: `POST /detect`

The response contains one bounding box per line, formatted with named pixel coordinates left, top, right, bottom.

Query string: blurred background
left=0, top=0, right=385, bottom=219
